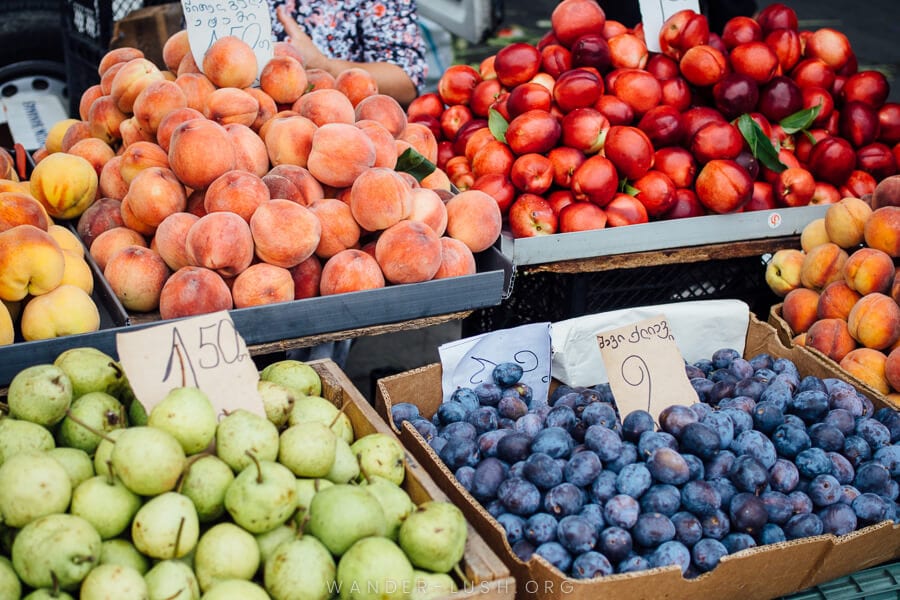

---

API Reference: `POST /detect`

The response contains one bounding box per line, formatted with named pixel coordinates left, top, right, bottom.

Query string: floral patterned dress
left=267, top=0, right=428, bottom=93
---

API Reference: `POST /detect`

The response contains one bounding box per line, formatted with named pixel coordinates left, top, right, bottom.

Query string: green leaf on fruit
left=395, top=147, right=436, bottom=182
left=737, top=114, right=786, bottom=174
left=802, top=129, right=818, bottom=145
left=779, top=104, right=822, bottom=135
left=488, top=107, right=509, bottom=143
left=617, top=177, right=639, bottom=196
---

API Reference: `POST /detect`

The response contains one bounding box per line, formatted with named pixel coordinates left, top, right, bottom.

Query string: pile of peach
left=28, top=31, right=501, bottom=323
left=409, top=0, right=900, bottom=238
left=766, top=180, right=900, bottom=399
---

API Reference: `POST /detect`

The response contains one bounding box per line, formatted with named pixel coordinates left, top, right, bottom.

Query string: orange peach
left=132, top=79, right=188, bottom=134
left=123, top=166, right=187, bottom=229
left=243, top=86, right=279, bottom=133
left=59, top=120, right=92, bottom=153
left=100, top=62, right=125, bottom=96
left=176, top=51, right=201, bottom=76
left=204, top=87, right=259, bottom=128
left=847, top=292, right=900, bottom=350
left=335, top=67, right=379, bottom=107
left=799, top=242, right=850, bottom=291
left=398, top=122, right=439, bottom=164
left=250, top=199, right=322, bottom=267
left=186, top=188, right=207, bottom=218
left=294, top=88, right=356, bottom=126
left=824, top=196, right=873, bottom=249
left=185, top=211, right=255, bottom=277
left=119, top=140, right=170, bottom=185
left=260, top=56, right=308, bottom=105
left=0, top=225, right=65, bottom=301
left=355, top=94, right=407, bottom=138
left=262, top=164, right=324, bottom=206
left=79, top=84, right=104, bottom=122
left=204, top=170, right=270, bottom=222
left=119, top=116, right=156, bottom=146
left=258, top=109, right=299, bottom=143
left=306, top=68, right=336, bottom=91
left=273, top=40, right=305, bottom=64
left=408, top=187, right=448, bottom=236
left=307, top=198, right=361, bottom=259
left=202, top=36, right=258, bottom=89
left=110, top=57, right=165, bottom=113
left=98, top=47, right=144, bottom=77
left=843, top=247, right=895, bottom=295
left=893, top=268, right=900, bottom=305
left=153, top=211, right=199, bottom=271
left=119, top=195, right=157, bottom=237
left=319, top=249, right=385, bottom=295
left=162, top=29, right=191, bottom=72
left=806, top=317, right=858, bottom=362
left=99, top=156, right=129, bottom=201
left=781, top=287, right=820, bottom=334
left=348, top=167, right=413, bottom=231
left=289, top=255, right=323, bottom=299
left=445, top=189, right=503, bottom=253
left=863, top=205, right=900, bottom=257
left=104, top=245, right=171, bottom=312
left=174, top=72, right=216, bottom=113
left=225, top=123, right=270, bottom=178
left=231, top=263, right=295, bottom=308
left=816, top=280, right=862, bottom=321
left=156, top=107, right=205, bottom=153
left=885, top=346, right=900, bottom=392
left=264, top=115, right=318, bottom=168
left=168, top=119, right=237, bottom=190
left=308, top=123, right=377, bottom=188
left=356, top=119, right=399, bottom=169
left=88, top=94, right=128, bottom=145
left=421, top=168, right=453, bottom=193
left=0, top=192, right=50, bottom=232
left=375, top=220, right=442, bottom=284
left=839, top=347, right=891, bottom=395
left=159, top=265, right=233, bottom=320
left=67, top=137, right=116, bottom=178
left=433, top=236, right=477, bottom=279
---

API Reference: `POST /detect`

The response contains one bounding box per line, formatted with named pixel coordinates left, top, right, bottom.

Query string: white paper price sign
left=438, top=322, right=552, bottom=404
left=180, top=0, right=274, bottom=79
left=116, top=310, right=264, bottom=417
left=639, top=0, right=701, bottom=53
left=596, top=315, right=698, bottom=422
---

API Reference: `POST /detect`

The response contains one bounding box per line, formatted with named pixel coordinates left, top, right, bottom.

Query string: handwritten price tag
left=116, top=310, right=264, bottom=417
left=438, top=322, right=552, bottom=404
left=180, top=0, right=274, bottom=80
left=596, top=314, right=698, bottom=422
left=638, top=0, right=701, bottom=53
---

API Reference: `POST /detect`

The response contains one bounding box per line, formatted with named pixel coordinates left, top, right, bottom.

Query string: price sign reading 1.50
left=180, top=0, right=274, bottom=79
left=162, top=317, right=248, bottom=388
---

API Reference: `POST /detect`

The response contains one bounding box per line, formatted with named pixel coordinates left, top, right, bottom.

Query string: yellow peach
left=44, top=118, right=82, bottom=154
left=0, top=225, right=65, bottom=301
left=59, top=251, right=94, bottom=295
left=0, top=299, right=12, bottom=345
left=30, top=152, right=99, bottom=220
left=20, top=284, right=100, bottom=341
left=47, top=224, right=85, bottom=257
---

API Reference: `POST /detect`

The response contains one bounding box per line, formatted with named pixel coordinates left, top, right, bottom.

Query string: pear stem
left=328, top=401, right=349, bottom=428
left=173, top=516, right=185, bottom=559
left=105, top=460, right=116, bottom=485
left=296, top=513, right=310, bottom=538
left=453, top=562, right=470, bottom=589
left=109, top=360, right=124, bottom=379
left=64, top=409, right=115, bottom=443
left=246, top=450, right=263, bottom=484
left=176, top=451, right=212, bottom=493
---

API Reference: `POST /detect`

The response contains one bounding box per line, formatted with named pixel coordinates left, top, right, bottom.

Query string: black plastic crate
left=782, top=561, right=900, bottom=599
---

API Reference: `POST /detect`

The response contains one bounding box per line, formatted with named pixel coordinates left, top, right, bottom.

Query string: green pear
left=288, top=395, right=354, bottom=444
left=259, top=359, right=322, bottom=397
left=279, top=421, right=338, bottom=477
left=215, top=409, right=279, bottom=472
left=193, top=522, right=260, bottom=593
left=0, top=417, right=55, bottom=465
left=263, top=533, right=336, bottom=600
left=148, top=387, right=218, bottom=454
left=144, top=559, right=201, bottom=600
left=361, top=475, right=416, bottom=540
left=70, top=474, right=142, bottom=539
left=111, top=426, right=186, bottom=496
left=307, top=484, right=387, bottom=556
left=128, top=395, right=148, bottom=426
left=56, top=391, right=125, bottom=454
left=255, top=524, right=297, bottom=565
left=412, top=570, right=457, bottom=600
left=294, top=478, right=334, bottom=524
left=351, top=433, right=406, bottom=486
left=326, top=437, right=360, bottom=484
left=93, top=428, right=125, bottom=477
left=11, top=513, right=101, bottom=590
left=336, top=537, right=414, bottom=600
left=0, top=556, right=20, bottom=600
left=257, top=379, right=298, bottom=429
left=23, top=591, right=75, bottom=600
left=179, top=454, right=235, bottom=523
left=398, top=502, right=467, bottom=574
left=0, top=451, right=72, bottom=527
left=99, top=539, right=150, bottom=575
left=199, top=579, right=270, bottom=599
left=224, top=456, right=298, bottom=534
left=53, top=347, right=126, bottom=399
left=79, top=563, right=148, bottom=599
left=131, top=492, right=199, bottom=560
left=6, top=364, right=72, bottom=426
left=47, top=447, right=94, bottom=488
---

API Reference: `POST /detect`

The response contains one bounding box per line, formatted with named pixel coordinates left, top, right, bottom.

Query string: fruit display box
left=374, top=315, right=900, bottom=600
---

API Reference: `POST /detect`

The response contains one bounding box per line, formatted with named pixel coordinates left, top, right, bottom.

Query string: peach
left=421, top=168, right=453, bottom=193
left=308, top=123, right=377, bottom=189
left=824, top=196, right=873, bottom=249
left=847, top=292, right=900, bottom=350
left=336, top=67, right=379, bottom=107
left=186, top=188, right=207, bottom=217
left=863, top=206, right=900, bottom=257
left=806, top=317, right=857, bottom=362
left=185, top=211, right=255, bottom=278
left=202, top=36, right=258, bottom=89
left=59, top=251, right=93, bottom=295
left=375, top=220, right=442, bottom=284
left=99, top=156, right=130, bottom=201
left=262, top=164, right=324, bottom=206
left=264, top=115, right=318, bottom=168
left=243, top=86, right=279, bottom=133
left=225, top=123, right=270, bottom=178
left=231, top=263, right=295, bottom=308
left=79, top=84, right=104, bottom=121
left=886, top=346, right=900, bottom=392
left=20, top=284, right=100, bottom=341
left=119, top=140, right=170, bottom=185
left=67, top=137, right=115, bottom=178
left=174, top=72, right=216, bottom=113
left=306, top=68, right=336, bottom=91
left=204, top=87, right=259, bottom=128
left=77, top=197, right=126, bottom=251
left=88, top=94, right=127, bottom=145
left=110, top=57, right=165, bottom=113
left=168, top=119, right=236, bottom=190
left=0, top=192, right=50, bottom=232
left=445, top=189, right=503, bottom=253
left=104, top=245, right=171, bottom=312
left=260, top=56, right=308, bottom=105
left=153, top=211, right=199, bottom=271
left=100, top=62, right=125, bottom=95
left=433, top=236, right=477, bottom=279
left=30, top=152, right=99, bottom=220
left=0, top=299, right=12, bottom=345
left=398, top=122, right=439, bottom=164
left=59, top=120, right=92, bottom=153
left=204, top=170, right=270, bottom=222
left=132, top=79, right=188, bottom=134
left=407, top=187, right=448, bottom=236
left=119, top=195, right=157, bottom=237
left=0, top=225, right=65, bottom=301
left=156, top=107, right=205, bottom=153
left=781, top=287, right=820, bottom=334
left=348, top=167, right=413, bottom=231
left=124, top=166, right=187, bottom=229
left=159, top=266, right=233, bottom=320
left=319, top=249, right=385, bottom=295
left=356, top=119, right=399, bottom=169
left=764, top=248, right=806, bottom=296
left=47, top=224, right=83, bottom=257
left=816, top=280, right=862, bottom=321
left=119, top=116, right=156, bottom=146
left=162, top=29, right=191, bottom=72
left=258, top=109, right=299, bottom=142
left=250, top=199, right=322, bottom=267
left=98, top=47, right=144, bottom=77
left=273, top=40, right=305, bottom=64
left=307, top=198, right=361, bottom=258
left=840, top=348, right=891, bottom=395
left=176, top=51, right=201, bottom=76
left=799, top=242, right=850, bottom=291
left=91, top=226, right=149, bottom=272
left=294, top=88, right=356, bottom=126
left=843, top=247, right=895, bottom=295
left=289, top=255, right=323, bottom=299
left=355, top=94, right=408, bottom=138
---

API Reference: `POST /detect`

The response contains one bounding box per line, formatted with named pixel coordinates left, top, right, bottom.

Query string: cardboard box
left=375, top=315, right=900, bottom=600
left=109, top=3, right=184, bottom=68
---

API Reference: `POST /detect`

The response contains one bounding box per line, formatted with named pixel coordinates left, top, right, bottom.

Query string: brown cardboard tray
left=374, top=315, right=900, bottom=600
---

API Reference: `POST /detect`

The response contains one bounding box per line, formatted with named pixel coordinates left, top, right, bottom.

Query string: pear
left=193, top=522, right=260, bottom=593
left=6, top=364, right=72, bottom=426
left=215, top=409, right=279, bottom=472
left=144, top=559, right=201, bottom=600
left=307, top=484, right=387, bottom=556
left=336, top=537, right=414, bottom=600
left=199, top=579, right=270, bottom=599
left=0, top=556, right=21, bottom=600
left=131, top=492, right=199, bottom=560
left=99, top=539, right=150, bottom=574
left=148, top=387, right=218, bottom=454
left=259, top=359, right=322, bottom=397
left=93, top=428, right=125, bottom=477
left=0, top=417, right=55, bottom=464
left=79, top=563, right=148, bottom=599
left=128, top=395, right=148, bottom=426
left=224, top=455, right=298, bottom=534
left=111, top=426, right=186, bottom=496
left=0, top=451, right=72, bottom=527
left=257, top=379, right=298, bottom=429
left=23, top=591, right=75, bottom=600
left=263, top=532, right=336, bottom=600
left=412, top=570, right=458, bottom=600
left=179, top=454, right=235, bottom=522
left=47, top=447, right=95, bottom=488
left=57, top=391, right=125, bottom=454
left=279, top=421, right=338, bottom=477
left=398, top=502, right=467, bottom=574
left=295, top=478, right=334, bottom=523
left=11, top=513, right=101, bottom=590
left=288, top=395, right=354, bottom=444
left=255, top=524, right=297, bottom=565
left=326, top=437, right=360, bottom=484
left=361, top=475, right=416, bottom=540
left=53, top=347, right=126, bottom=399
left=70, top=474, right=142, bottom=539
left=351, top=433, right=406, bottom=486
